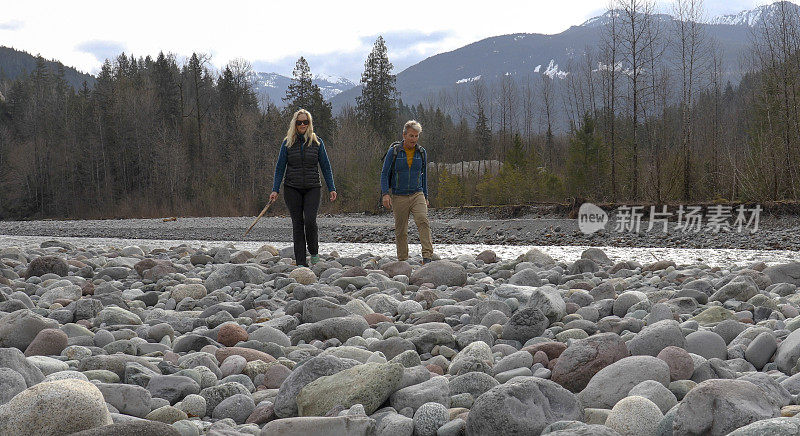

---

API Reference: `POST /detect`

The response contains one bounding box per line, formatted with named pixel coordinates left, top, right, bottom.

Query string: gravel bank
left=2, top=211, right=800, bottom=250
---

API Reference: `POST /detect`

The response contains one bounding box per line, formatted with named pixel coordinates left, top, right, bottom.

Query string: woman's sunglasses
left=296, top=119, right=310, bottom=126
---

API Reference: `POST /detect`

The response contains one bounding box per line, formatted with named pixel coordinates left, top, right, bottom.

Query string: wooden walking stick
left=244, top=199, right=275, bottom=238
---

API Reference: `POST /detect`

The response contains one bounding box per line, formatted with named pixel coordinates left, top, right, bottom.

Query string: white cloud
left=1, top=0, right=796, bottom=79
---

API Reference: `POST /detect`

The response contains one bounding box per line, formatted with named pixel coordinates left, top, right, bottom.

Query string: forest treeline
left=1, top=0, right=799, bottom=219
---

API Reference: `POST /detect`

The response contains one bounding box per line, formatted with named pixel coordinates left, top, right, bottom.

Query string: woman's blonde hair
left=285, top=108, right=320, bottom=147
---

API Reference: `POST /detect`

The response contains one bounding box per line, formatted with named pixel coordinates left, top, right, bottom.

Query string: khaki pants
left=392, top=191, right=433, bottom=260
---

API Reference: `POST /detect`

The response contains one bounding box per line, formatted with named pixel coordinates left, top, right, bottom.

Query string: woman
left=270, top=109, right=336, bottom=266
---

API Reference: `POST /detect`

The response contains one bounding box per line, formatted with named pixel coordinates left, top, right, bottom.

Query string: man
left=380, top=120, right=434, bottom=264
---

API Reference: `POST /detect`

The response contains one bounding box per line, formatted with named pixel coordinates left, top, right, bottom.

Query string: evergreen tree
left=283, top=57, right=314, bottom=111
left=284, top=57, right=333, bottom=141
left=152, top=52, right=181, bottom=125
left=356, top=36, right=398, bottom=141
left=475, top=107, right=491, bottom=161
left=566, top=113, right=603, bottom=197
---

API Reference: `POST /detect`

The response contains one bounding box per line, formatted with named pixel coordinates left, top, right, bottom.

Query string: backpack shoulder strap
left=387, top=141, right=402, bottom=191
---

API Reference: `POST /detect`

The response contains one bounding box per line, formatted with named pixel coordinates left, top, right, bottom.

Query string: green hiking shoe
left=310, top=254, right=321, bottom=265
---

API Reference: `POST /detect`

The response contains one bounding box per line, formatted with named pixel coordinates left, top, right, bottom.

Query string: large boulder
left=382, top=261, right=412, bottom=278
left=738, top=372, right=792, bottom=408
left=727, top=418, right=800, bottom=436
left=95, top=382, right=152, bottom=418
left=24, top=255, right=68, bottom=278
left=296, top=362, right=403, bottom=416
left=0, top=347, right=45, bottom=386
left=0, top=379, right=112, bottom=435
left=390, top=375, right=450, bottom=411
left=775, top=327, right=800, bottom=373
left=290, top=315, right=369, bottom=345
left=709, top=275, right=759, bottom=302
left=146, top=375, right=201, bottom=405
left=0, top=367, right=26, bottom=405
left=273, top=355, right=361, bottom=418
left=551, top=333, right=630, bottom=392
left=0, top=309, right=59, bottom=350
left=24, top=328, right=68, bottom=357
left=502, top=307, right=548, bottom=343
left=508, top=269, right=543, bottom=287
left=199, top=382, right=251, bottom=417
left=518, top=248, right=555, bottom=266
left=626, top=320, right=685, bottom=357
left=449, top=341, right=494, bottom=375
left=410, top=261, right=467, bottom=287
left=466, top=377, right=582, bottom=435
left=205, top=264, right=268, bottom=292
left=763, top=262, right=800, bottom=286
left=577, top=355, right=670, bottom=409
left=672, top=379, right=780, bottom=436
left=604, top=395, right=664, bottom=436
left=527, top=285, right=567, bottom=323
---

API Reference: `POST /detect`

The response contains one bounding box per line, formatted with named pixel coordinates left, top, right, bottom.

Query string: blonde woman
left=270, top=109, right=336, bottom=266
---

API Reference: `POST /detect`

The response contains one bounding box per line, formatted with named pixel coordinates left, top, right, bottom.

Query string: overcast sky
left=0, top=0, right=792, bottom=81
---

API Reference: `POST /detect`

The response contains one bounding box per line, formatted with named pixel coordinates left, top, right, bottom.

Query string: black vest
left=284, top=135, right=321, bottom=189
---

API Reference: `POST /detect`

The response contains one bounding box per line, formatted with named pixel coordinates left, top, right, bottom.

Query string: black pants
left=284, top=185, right=321, bottom=266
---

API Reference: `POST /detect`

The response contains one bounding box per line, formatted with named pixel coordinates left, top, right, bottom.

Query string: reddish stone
left=262, top=362, right=292, bottom=389
left=414, top=290, right=438, bottom=308
left=76, top=319, right=92, bottom=328
left=25, top=328, right=68, bottom=357
left=67, top=260, right=87, bottom=268
left=215, top=346, right=276, bottom=365
left=81, top=282, right=95, bottom=296
left=134, top=259, right=157, bottom=276
left=143, top=264, right=178, bottom=280
left=246, top=402, right=276, bottom=425
left=550, top=333, right=630, bottom=393
left=522, top=341, right=567, bottom=360
left=533, top=350, right=549, bottom=367
left=363, top=313, right=392, bottom=326
left=565, top=302, right=580, bottom=314
left=657, top=345, right=694, bottom=381
left=163, top=351, right=180, bottom=365
left=134, top=258, right=177, bottom=280
left=426, top=364, right=444, bottom=375
left=217, top=324, right=249, bottom=347
left=413, top=312, right=446, bottom=324
left=54, top=298, right=74, bottom=307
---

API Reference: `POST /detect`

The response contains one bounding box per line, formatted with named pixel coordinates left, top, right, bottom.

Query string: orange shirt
left=404, top=146, right=415, bottom=168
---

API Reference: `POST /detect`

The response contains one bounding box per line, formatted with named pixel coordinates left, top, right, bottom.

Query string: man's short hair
left=404, top=120, right=422, bottom=134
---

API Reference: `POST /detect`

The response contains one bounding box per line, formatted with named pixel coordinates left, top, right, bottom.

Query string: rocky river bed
left=2, top=234, right=800, bottom=435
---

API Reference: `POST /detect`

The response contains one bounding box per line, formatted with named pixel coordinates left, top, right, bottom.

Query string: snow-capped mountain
left=248, top=72, right=355, bottom=108
left=580, top=10, right=675, bottom=29
left=709, top=1, right=799, bottom=27
left=330, top=2, right=779, bottom=116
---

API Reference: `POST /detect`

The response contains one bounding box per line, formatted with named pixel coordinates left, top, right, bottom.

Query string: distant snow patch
left=456, top=75, right=482, bottom=84
left=543, top=60, right=568, bottom=79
